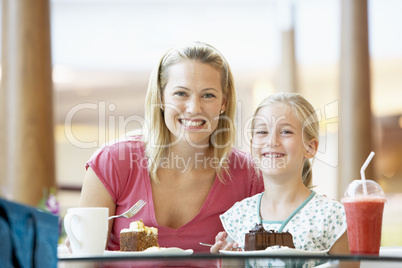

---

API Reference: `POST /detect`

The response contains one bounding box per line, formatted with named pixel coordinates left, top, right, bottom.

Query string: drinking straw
left=360, top=151, right=375, bottom=196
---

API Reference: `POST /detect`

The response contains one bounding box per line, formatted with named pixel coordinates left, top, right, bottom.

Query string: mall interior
left=0, top=0, right=401, bottom=246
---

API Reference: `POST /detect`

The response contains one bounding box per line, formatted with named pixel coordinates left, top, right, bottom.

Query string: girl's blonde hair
left=144, top=42, right=236, bottom=183
left=251, top=92, right=319, bottom=188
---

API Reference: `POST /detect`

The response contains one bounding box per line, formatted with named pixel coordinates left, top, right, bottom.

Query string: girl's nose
left=266, top=132, right=279, bottom=147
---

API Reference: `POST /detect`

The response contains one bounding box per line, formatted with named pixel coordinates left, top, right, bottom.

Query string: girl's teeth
left=265, top=154, right=282, bottom=158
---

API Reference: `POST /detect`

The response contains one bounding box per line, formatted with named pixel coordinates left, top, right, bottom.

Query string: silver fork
left=199, top=242, right=243, bottom=250
left=108, top=199, right=146, bottom=220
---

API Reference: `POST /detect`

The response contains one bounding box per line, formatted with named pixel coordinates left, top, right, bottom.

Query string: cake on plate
left=120, top=220, right=159, bottom=251
left=244, top=223, right=295, bottom=251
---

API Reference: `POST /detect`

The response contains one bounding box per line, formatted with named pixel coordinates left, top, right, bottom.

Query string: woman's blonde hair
left=144, top=42, right=236, bottom=183
left=251, top=92, right=319, bottom=188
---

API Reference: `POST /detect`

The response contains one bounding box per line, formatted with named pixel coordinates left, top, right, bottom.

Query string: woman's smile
left=163, top=59, right=225, bottom=145
left=179, top=118, right=207, bottom=129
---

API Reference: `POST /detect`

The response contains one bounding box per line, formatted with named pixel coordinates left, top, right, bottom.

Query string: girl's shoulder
left=228, top=193, right=263, bottom=212
left=309, top=192, right=345, bottom=211
left=220, top=193, right=262, bottom=240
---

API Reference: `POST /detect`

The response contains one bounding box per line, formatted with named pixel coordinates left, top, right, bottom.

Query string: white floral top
left=220, top=191, right=347, bottom=251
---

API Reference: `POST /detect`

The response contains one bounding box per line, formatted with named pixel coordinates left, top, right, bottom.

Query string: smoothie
left=343, top=198, right=385, bottom=255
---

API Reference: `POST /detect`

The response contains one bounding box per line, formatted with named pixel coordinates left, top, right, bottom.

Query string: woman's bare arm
left=79, top=167, right=116, bottom=248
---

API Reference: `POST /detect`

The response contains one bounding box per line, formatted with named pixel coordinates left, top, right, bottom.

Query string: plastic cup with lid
left=342, top=179, right=386, bottom=255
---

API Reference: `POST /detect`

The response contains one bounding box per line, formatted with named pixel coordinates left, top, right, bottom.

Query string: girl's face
left=162, top=60, right=226, bottom=146
left=251, top=103, right=314, bottom=177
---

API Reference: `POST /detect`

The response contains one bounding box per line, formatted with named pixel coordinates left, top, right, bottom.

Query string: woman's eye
left=203, top=93, right=216, bottom=98
left=175, top=92, right=187, bottom=97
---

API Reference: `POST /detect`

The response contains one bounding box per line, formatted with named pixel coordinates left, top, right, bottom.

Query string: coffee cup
left=342, top=180, right=386, bottom=255
left=64, top=207, right=109, bottom=256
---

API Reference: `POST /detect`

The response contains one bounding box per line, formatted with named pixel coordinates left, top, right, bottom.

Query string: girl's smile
left=260, top=151, right=286, bottom=158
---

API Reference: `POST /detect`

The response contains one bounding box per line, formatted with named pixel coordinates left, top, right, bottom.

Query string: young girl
left=211, top=92, right=349, bottom=255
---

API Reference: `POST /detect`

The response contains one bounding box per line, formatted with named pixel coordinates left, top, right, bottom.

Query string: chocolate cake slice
left=244, top=223, right=295, bottom=251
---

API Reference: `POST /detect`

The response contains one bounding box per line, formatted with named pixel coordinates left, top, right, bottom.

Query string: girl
left=211, top=92, right=349, bottom=254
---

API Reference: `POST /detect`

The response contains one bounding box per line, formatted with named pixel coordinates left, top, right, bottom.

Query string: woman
left=78, top=42, right=264, bottom=252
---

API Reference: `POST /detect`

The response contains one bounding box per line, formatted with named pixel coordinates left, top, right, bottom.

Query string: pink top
left=86, top=137, right=264, bottom=253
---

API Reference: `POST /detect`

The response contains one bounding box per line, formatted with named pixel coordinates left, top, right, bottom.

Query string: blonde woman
left=211, top=93, right=349, bottom=255
left=78, top=42, right=264, bottom=252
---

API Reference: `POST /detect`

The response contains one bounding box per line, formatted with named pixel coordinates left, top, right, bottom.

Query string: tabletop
left=58, top=246, right=402, bottom=267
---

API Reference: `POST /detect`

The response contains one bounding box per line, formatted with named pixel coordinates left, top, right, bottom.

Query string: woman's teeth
left=180, top=119, right=205, bottom=127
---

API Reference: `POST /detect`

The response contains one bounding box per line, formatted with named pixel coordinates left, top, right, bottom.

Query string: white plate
left=104, top=247, right=193, bottom=257
left=219, top=247, right=329, bottom=256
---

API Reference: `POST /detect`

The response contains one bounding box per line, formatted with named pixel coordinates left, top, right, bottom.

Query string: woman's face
left=162, top=59, right=226, bottom=147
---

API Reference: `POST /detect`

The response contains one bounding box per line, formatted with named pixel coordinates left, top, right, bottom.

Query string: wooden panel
left=1, top=0, right=55, bottom=205
left=339, top=0, right=373, bottom=198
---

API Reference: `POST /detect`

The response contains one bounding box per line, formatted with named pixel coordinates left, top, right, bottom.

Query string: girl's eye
left=255, top=130, right=268, bottom=135
left=280, top=130, right=293, bottom=135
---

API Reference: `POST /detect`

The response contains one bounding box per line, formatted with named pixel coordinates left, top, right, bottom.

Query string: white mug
left=64, top=207, right=109, bottom=256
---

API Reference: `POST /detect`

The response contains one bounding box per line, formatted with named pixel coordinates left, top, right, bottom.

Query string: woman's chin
left=179, top=133, right=210, bottom=148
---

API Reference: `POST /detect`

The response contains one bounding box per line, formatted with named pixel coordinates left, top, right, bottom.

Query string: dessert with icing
left=120, top=220, right=159, bottom=251
left=244, top=223, right=295, bottom=251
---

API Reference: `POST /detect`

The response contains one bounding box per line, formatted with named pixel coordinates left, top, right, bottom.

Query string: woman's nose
left=186, top=97, right=202, bottom=114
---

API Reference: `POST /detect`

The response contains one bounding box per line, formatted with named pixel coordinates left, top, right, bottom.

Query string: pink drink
left=343, top=198, right=385, bottom=255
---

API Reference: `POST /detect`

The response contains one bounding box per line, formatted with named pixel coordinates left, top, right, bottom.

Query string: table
left=58, top=247, right=402, bottom=268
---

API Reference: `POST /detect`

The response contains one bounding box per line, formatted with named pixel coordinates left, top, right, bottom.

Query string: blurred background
left=1, top=0, right=401, bottom=246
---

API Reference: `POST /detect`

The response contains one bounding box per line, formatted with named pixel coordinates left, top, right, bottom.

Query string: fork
left=108, top=199, right=146, bottom=220
left=199, top=242, right=243, bottom=250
